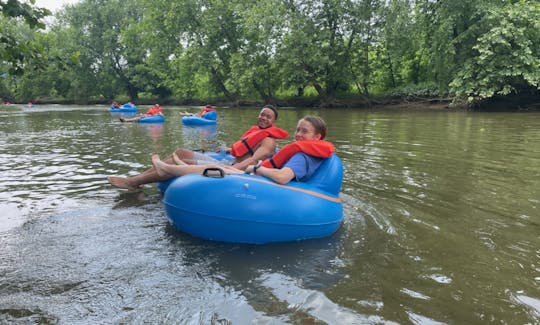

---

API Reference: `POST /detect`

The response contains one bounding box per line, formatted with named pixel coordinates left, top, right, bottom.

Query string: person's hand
left=244, top=160, right=262, bottom=174
left=244, top=164, right=255, bottom=174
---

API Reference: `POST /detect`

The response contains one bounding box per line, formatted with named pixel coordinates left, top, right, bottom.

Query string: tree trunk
left=252, top=78, right=275, bottom=105
left=210, top=66, right=236, bottom=102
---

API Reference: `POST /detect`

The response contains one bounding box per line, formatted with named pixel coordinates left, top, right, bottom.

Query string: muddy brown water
left=0, top=105, right=538, bottom=324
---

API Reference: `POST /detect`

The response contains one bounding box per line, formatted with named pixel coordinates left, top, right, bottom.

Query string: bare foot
left=172, top=152, right=187, bottom=165
left=151, top=154, right=173, bottom=177
left=107, top=176, right=141, bottom=190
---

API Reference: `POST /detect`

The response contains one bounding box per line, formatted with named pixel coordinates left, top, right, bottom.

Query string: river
left=0, top=104, right=539, bottom=324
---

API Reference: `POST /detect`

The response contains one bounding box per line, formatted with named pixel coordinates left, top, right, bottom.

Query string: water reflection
left=160, top=224, right=381, bottom=323
left=138, top=123, right=164, bottom=140
left=181, top=124, right=220, bottom=152
left=182, top=124, right=218, bottom=140
left=0, top=106, right=539, bottom=324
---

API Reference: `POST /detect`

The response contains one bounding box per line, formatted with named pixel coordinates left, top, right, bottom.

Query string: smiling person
left=244, top=115, right=334, bottom=184
left=108, top=104, right=288, bottom=190
left=150, top=115, right=335, bottom=185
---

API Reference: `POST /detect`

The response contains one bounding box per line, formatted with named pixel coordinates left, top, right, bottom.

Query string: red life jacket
left=146, top=105, right=162, bottom=115
left=262, top=140, right=335, bottom=168
left=230, top=125, right=289, bottom=157
left=199, top=107, right=216, bottom=115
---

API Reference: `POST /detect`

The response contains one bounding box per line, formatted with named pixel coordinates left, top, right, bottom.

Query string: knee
left=175, top=148, right=192, bottom=158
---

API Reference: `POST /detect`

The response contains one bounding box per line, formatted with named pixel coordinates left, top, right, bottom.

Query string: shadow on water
left=110, top=190, right=162, bottom=210
left=159, top=215, right=384, bottom=324
left=0, top=183, right=375, bottom=324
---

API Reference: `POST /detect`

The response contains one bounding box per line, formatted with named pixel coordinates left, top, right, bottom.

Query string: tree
left=0, top=0, right=50, bottom=75
left=187, top=0, right=244, bottom=103
left=58, top=0, right=147, bottom=101
left=347, top=0, right=384, bottom=97
left=449, top=1, right=540, bottom=103
left=278, top=0, right=378, bottom=106
left=228, top=0, right=288, bottom=104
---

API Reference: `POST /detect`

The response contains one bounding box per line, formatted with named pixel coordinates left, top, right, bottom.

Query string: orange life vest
left=261, top=140, right=335, bottom=168
left=199, top=107, right=216, bottom=115
left=230, top=125, right=289, bottom=157
left=146, top=105, right=162, bottom=115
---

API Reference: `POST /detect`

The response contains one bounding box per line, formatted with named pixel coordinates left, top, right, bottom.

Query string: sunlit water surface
left=0, top=105, right=539, bottom=324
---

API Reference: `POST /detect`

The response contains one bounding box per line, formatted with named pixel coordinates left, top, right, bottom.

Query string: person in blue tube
left=180, top=104, right=216, bottom=117
left=119, top=104, right=164, bottom=122
left=107, top=105, right=288, bottom=189
left=150, top=115, right=333, bottom=185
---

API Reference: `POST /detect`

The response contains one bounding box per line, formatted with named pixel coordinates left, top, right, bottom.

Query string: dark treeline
left=1, top=0, right=540, bottom=109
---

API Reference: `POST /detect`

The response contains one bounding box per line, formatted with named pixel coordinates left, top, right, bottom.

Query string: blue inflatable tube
left=207, top=150, right=235, bottom=162
left=182, top=111, right=217, bottom=125
left=156, top=150, right=234, bottom=194
left=162, top=154, right=343, bottom=244
left=137, top=115, right=165, bottom=123
left=110, top=103, right=137, bottom=113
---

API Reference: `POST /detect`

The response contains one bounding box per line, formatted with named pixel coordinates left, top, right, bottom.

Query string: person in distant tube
left=119, top=104, right=164, bottom=122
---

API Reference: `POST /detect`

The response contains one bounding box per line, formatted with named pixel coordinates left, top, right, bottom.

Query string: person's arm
left=245, top=153, right=312, bottom=184
left=232, top=137, right=276, bottom=170
left=250, top=164, right=295, bottom=185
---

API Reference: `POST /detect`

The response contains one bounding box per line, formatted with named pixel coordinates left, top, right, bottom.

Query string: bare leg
left=173, top=148, right=197, bottom=164
left=107, top=176, right=142, bottom=190
left=152, top=154, right=208, bottom=177
left=108, top=154, right=178, bottom=189
left=120, top=114, right=144, bottom=122
left=172, top=152, right=187, bottom=165
left=151, top=154, right=176, bottom=177
left=107, top=148, right=197, bottom=190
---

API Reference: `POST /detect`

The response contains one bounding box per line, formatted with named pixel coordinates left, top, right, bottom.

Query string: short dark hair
left=263, top=104, right=278, bottom=120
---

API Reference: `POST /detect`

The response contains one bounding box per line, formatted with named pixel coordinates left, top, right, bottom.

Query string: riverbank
left=7, top=93, right=539, bottom=111
left=11, top=95, right=456, bottom=111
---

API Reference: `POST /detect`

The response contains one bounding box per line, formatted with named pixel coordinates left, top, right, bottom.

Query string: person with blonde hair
left=108, top=105, right=288, bottom=189
left=150, top=115, right=333, bottom=185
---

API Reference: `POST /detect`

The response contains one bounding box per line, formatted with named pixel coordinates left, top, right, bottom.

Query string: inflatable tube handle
left=202, top=167, right=225, bottom=178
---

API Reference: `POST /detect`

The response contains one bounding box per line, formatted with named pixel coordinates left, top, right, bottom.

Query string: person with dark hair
left=149, top=115, right=333, bottom=185
left=108, top=105, right=288, bottom=190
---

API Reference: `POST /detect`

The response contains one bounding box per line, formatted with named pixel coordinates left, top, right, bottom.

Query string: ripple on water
left=0, top=308, right=58, bottom=324
left=258, top=272, right=395, bottom=324
left=0, top=203, right=25, bottom=232
left=1, top=107, right=540, bottom=324
left=511, top=293, right=540, bottom=319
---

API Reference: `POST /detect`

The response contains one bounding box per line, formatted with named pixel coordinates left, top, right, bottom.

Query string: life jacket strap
left=241, top=138, right=254, bottom=156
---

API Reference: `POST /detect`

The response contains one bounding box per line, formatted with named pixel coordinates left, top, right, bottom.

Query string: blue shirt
left=283, top=152, right=324, bottom=182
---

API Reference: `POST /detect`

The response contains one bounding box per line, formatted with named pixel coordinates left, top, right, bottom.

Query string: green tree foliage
left=347, top=0, right=384, bottom=97
left=449, top=1, right=540, bottom=102
left=0, top=0, right=49, bottom=75
left=57, top=0, right=148, bottom=101
left=2, top=0, right=540, bottom=107
left=277, top=0, right=367, bottom=104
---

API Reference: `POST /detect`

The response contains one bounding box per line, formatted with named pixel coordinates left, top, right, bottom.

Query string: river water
left=0, top=105, right=538, bottom=324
